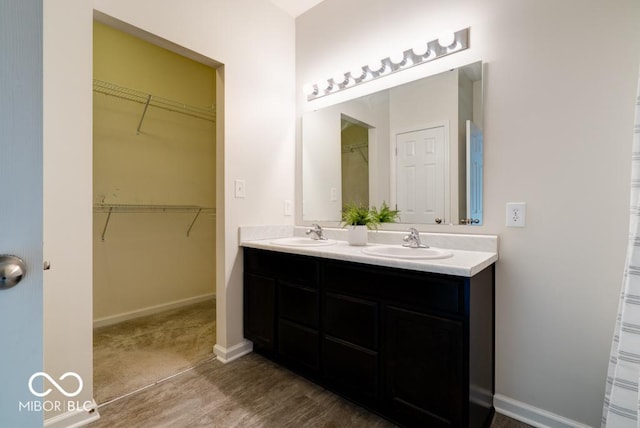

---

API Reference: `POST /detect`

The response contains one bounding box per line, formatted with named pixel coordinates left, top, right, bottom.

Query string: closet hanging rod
left=93, top=204, right=215, bottom=213
left=342, top=143, right=368, bottom=153
left=93, top=79, right=216, bottom=123
left=93, top=204, right=215, bottom=241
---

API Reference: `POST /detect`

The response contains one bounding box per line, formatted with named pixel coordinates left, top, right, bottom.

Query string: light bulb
left=389, top=52, right=406, bottom=65
left=412, top=43, right=429, bottom=57
left=350, top=66, right=365, bottom=81
left=438, top=32, right=456, bottom=48
left=318, top=80, right=332, bottom=91
left=447, top=40, right=461, bottom=52
left=303, top=83, right=317, bottom=96
left=368, top=59, right=384, bottom=73
left=333, top=73, right=347, bottom=86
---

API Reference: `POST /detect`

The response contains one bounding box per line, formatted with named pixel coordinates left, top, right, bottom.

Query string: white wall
left=297, top=0, right=640, bottom=426
left=43, top=0, right=295, bottom=423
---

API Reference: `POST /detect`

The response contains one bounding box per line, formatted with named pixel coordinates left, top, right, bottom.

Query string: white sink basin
left=361, top=245, right=453, bottom=260
left=270, top=237, right=337, bottom=247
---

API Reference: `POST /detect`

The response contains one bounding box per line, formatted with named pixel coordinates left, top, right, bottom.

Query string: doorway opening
left=92, top=17, right=220, bottom=405
left=341, top=115, right=371, bottom=208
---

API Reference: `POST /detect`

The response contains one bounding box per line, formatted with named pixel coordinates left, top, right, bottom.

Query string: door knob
left=0, top=255, right=26, bottom=290
left=435, top=218, right=443, bottom=224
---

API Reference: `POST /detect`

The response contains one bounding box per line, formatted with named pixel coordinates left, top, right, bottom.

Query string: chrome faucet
left=306, top=224, right=328, bottom=240
left=403, top=227, right=429, bottom=248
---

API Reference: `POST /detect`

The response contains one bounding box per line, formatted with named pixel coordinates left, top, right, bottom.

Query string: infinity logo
left=28, top=372, right=83, bottom=398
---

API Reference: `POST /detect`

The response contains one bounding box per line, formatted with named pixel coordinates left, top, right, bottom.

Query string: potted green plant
left=370, top=201, right=400, bottom=224
left=341, top=203, right=378, bottom=246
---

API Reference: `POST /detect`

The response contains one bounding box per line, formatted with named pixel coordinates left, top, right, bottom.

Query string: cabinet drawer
left=244, top=248, right=319, bottom=286
left=278, top=319, right=319, bottom=372
left=324, top=261, right=464, bottom=315
left=324, top=292, right=378, bottom=350
left=279, top=282, right=318, bottom=328
left=323, top=336, right=378, bottom=404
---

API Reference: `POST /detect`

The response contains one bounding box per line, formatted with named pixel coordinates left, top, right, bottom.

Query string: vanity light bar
left=303, top=27, right=470, bottom=101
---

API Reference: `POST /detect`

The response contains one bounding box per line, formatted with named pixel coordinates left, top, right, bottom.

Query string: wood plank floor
left=90, top=352, right=532, bottom=427
left=92, top=300, right=531, bottom=427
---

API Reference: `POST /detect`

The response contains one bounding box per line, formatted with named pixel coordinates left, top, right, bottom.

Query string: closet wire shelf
left=93, top=79, right=216, bottom=133
left=94, top=204, right=216, bottom=241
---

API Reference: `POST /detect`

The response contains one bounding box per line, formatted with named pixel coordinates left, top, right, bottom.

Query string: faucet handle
left=407, top=227, right=419, bottom=236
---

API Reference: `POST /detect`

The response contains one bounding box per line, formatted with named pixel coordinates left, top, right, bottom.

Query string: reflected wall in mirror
left=302, top=61, right=483, bottom=225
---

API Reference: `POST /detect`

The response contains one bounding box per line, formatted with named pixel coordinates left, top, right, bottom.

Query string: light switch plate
left=330, top=187, right=337, bottom=202
left=234, top=179, right=246, bottom=198
left=506, top=202, right=526, bottom=227
left=284, top=200, right=292, bottom=216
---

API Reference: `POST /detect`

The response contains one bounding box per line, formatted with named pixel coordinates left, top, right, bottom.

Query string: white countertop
left=239, top=226, right=498, bottom=277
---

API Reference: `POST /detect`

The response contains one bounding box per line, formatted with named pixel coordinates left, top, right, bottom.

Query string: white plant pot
left=347, top=225, right=368, bottom=246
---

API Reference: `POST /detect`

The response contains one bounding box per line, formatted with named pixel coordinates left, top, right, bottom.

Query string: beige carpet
left=93, top=299, right=216, bottom=404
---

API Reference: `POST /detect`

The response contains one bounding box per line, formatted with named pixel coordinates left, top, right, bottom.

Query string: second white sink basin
left=270, top=237, right=337, bottom=247
left=362, top=245, right=453, bottom=260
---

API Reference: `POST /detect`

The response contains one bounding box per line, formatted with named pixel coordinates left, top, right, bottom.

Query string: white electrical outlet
left=506, top=202, right=526, bottom=227
left=234, top=179, right=246, bottom=198
left=284, top=200, right=292, bottom=216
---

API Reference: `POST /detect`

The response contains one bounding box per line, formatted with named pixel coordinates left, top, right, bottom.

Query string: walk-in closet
left=92, top=21, right=217, bottom=405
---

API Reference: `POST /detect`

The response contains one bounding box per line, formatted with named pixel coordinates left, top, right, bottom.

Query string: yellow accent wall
left=93, top=21, right=216, bottom=322
left=341, top=121, right=369, bottom=207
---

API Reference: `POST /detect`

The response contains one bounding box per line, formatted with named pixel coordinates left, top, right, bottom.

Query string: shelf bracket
left=137, top=94, right=152, bottom=135
left=101, top=206, right=113, bottom=242
left=186, top=208, right=203, bottom=237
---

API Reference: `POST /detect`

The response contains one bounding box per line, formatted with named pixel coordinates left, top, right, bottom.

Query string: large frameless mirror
left=302, top=61, right=483, bottom=226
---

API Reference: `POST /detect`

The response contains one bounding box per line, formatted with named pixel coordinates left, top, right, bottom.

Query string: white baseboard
left=214, top=340, right=253, bottom=363
left=44, top=399, right=100, bottom=428
left=494, top=394, right=591, bottom=428
left=93, top=293, right=215, bottom=328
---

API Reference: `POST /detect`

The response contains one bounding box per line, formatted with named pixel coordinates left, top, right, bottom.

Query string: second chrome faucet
left=402, top=227, right=429, bottom=248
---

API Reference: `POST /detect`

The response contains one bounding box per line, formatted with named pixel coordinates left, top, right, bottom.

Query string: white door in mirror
left=396, top=126, right=446, bottom=224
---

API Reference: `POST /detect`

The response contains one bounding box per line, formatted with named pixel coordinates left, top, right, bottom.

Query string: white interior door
left=396, top=126, right=446, bottom=224
left=0, top=0, right=44, bottom=425
left=466, top=120, right=483, bottom=225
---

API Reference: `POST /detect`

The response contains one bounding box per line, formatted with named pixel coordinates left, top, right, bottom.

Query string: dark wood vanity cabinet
left=244, top=247, right=495, bottom=427
left=244, top=249, right=321, bottom=375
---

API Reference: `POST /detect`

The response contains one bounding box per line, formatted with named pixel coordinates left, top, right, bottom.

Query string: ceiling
left=269, top=0, right=325, bottom=17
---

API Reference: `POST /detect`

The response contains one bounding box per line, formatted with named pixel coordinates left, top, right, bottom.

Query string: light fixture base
left=305, top=27, right=470, bottom=101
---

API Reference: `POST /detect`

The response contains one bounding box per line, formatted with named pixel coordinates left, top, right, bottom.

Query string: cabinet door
left=278, top=282, right=320, bottom=374
left=278, top=319, right=319, bottom=373
left=384, top=306, right=464, bottom=427
left=324, top=292, right=378, bottom=350
left=279, top=282, right=319, bottom=328
left=323, top=336, right=378, bottom=405
left=244, top=273, right=276, bottom=353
